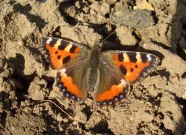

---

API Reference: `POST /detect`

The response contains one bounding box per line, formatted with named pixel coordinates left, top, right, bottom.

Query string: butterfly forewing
left=109, top=51, right=160, bottom=84
left=42, top=37, right=83, bottom=69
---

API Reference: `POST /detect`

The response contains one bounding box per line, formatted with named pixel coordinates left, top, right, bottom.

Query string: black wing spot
left=58, top=40, right=69, bottom=50
left=48, top=38, right=58, bottom=46
left=57, top=55, right=61, bottom=59
left=126, top=52, right=137, bottom=63
left=63, top=56, right=71, bottom=64
left=120, top=65, right=127, bottom=75
left=130, top=68, right=134, bottom=72
left=70, top=45, right=77, bottom=53
left=61, top=40, right=69, bottom=46
left=141, top=54, right=148, bottom=63
left=55, top=51, right=58, bottom=54
left=135, top=64, right=138, bottom=68
left=118, top=53, right=124, bottom=62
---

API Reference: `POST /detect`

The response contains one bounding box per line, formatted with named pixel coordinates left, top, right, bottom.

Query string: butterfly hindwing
left=57, top=66, right=88, bottom=100
left=111, top=51, right=160, bottom=84
left=94, top=54, right=129, bottom=106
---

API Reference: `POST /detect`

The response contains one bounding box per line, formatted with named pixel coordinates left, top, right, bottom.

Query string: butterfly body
left=42, top=37, right=160, bottom=106
left=85, top=45, right=101, bottom=92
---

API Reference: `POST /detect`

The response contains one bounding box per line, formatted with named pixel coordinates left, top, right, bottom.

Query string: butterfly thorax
left=90, top=45, right=101, bottom=68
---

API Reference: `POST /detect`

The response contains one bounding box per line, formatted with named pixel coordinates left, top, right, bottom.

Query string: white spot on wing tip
left=147, top=54, right=152, bottom=61
left=46, top=38, right=52, bottom=44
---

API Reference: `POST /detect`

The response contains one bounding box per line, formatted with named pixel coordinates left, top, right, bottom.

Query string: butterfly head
left=92, top=43, right=102, bottom=50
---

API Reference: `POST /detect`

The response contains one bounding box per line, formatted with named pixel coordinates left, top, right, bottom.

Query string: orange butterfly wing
left=42, top=37, right=88, bottom=100
left=94, top=51, right=159, bottom=106
left=112, top=51, right=160, bottom=84
left=42, top=37, right=81, bottom=69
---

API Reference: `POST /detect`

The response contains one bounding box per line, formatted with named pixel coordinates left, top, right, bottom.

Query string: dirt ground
left=0, top=0, right=186, bottom=135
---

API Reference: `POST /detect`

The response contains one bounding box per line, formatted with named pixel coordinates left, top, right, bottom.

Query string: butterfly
left=41, top=36, right=160, bottom=106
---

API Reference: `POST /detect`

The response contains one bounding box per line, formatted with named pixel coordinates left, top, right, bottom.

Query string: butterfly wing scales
left=112, top=51, right=160, bottom=84
left=94, top=54, right=129, bottom=105
left=94, top=51, right=159, bottom=105
left=42, top=37, right=81, bottom=69
left=57, top=65, right=88, bottom=100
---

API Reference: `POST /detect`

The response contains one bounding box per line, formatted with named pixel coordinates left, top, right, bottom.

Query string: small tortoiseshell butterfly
left=41, top=36, right=160, bottom=106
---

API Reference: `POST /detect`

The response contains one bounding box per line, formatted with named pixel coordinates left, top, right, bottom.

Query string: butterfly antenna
left=100, top=24, right=121, bottom=46
left=101, top=30, right=115, bottom=44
